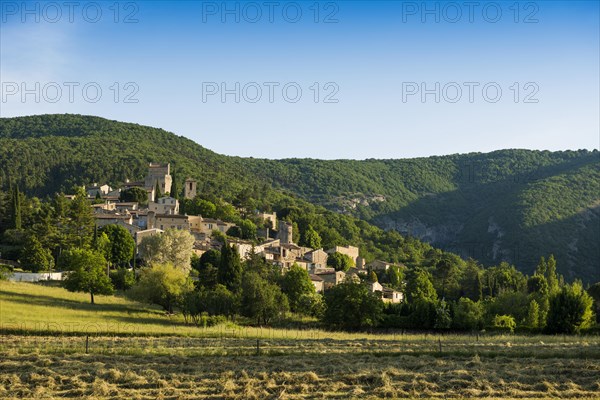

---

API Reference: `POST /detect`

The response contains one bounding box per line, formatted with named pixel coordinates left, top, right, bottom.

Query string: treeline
left=1, top=185, right=598, bottom=335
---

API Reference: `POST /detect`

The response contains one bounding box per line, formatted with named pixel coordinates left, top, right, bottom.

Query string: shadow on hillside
left=108, top=314, right=187, bottom=329
left=0, top=289, right=159, bottom=316
left=371, top=155, right=600, bottom=281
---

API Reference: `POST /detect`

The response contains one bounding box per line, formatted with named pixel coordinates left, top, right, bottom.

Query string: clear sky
left=1, top=0, right=598, bottom=159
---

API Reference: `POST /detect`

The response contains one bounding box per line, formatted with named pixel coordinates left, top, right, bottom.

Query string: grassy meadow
left=1, top=281, right=600, bottom=399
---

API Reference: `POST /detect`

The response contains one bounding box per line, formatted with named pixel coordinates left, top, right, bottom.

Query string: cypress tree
left=155, top=180, right=162, bottom=199
left=170, top=175, right=179, bottom=200
left=218, top=243, right=243, bottom=292
left=13, top=185, right=22, bottom=230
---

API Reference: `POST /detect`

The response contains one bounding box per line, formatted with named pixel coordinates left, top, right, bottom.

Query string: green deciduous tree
left=460, top=259, right=483, bottom=301
left=527, top=274, right=549, bottom=296
left=130, top=263, right=193, bottom=313
left=301, top=225, right=322, bottom=249
left=62, top=248, right=114, bottom=304
left=491, top=315, right=516, bottom=333
left=409, top=298, right=437, bottom=329
left=119, top=187, right=148, bottom=205
left=405, top=267, right=437, bottom=303
left=452, top=298, right=483, bottom=331
left=546, top=281, right=594, bottom=333
left=386, top=265, right=403, bottom=290
left=192, top=249, right=221, bottom=288
left=323, top=281, right=383, bottom=330
left=201, top=284, right=238, bottom=317
left=20, top=234, right=54, bottom=272
left=182, top=197, right=217, bottom=217
left=484, top=262, right=527, bottom=297
left=241, top=271, right=289, bottom=325
left=588, top=282, right=600, bottom=324
left=109, top=268, right=136, bottom=290
left=101, top=224, right=135, bottom=267
left=139, top=229, right=195, bottom=272
left=434, top=253, right=462, bottom=299
left=280, top=264, right=316, bottom=314
left=239, top=219, right=257, bottom=240
left=327, top=252, right=355, bottom=272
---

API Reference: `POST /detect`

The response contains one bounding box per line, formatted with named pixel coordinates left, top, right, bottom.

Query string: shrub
left=490, top=314, right=516, bottom=334
left=0, top=265, right=11, bottom=280
left=110, top=268, right=135, bottom=290
left=129, top=263, right=193, bottom=313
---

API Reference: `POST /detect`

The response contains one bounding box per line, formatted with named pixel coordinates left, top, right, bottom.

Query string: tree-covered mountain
left=1, top=114, right=598, bottom=281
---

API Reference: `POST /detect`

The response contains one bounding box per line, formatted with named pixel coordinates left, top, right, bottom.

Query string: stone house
left=257, top=211, right=277, bottom=230
left=327, top=245, right=360, bottom=265
left=382, top=286, right=403, bottom=304
left=86, top=184, right=112, bottom=198
left=151, top=213, right=190, bottom=231
left=316, top=270, right=346, bottom=290
left=304, top=248, right=328, bottom=269
left=367, top=260, right=392, bottom=271
left=115, top=202, right=139, bottom=213
left=95, top=213, right=134, bottom=227
left=310, top=274, right=324, bottom=293
left=148, top=196, right=179, bottom=215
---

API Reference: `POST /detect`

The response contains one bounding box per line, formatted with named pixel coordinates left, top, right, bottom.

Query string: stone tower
left=278, top=220, right=293, bottom=244
left=184, top=178, right=197, bottom=200
left=145, top=163, right=172, bottom=198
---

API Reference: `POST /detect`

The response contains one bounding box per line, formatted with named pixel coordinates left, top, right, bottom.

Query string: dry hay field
left=1, top=282, right=600, bottom=399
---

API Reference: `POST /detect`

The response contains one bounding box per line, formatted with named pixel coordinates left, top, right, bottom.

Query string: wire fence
left=2, top=334, right=599, bottom=359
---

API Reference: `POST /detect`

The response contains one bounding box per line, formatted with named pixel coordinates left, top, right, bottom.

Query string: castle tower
left=145, top=163, right=172, bottom=197
left=184, top=178, right=197, bottom=200
left=277, top=220, right=293, bottom=244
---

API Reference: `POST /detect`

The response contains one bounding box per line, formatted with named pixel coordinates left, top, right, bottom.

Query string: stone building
left=184, top=178, right=197, bottom=199
left=277, top=220, right=293, bottom=244
left=144, top=163, right=172, bottom=198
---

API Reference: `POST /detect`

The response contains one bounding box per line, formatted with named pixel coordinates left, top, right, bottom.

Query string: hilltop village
left=85, top=163, right=403, bottom=303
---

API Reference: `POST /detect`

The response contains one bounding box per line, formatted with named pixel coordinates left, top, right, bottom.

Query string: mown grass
left=1, top=346, right=599, bottom=399
left=2, top=281, right=600, bottom=399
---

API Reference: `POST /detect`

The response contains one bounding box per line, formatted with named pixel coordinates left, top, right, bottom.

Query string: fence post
left=438, top=338, right=442, bottom=353
left=256, top=339, right=260, bottom=356
left=85, top=335, right=89, bottom=354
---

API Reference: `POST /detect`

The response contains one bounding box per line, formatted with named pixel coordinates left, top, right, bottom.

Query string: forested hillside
left=1, top=114, right=598, bottom=281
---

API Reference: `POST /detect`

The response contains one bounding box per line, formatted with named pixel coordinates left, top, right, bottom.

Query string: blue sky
left=1, top=0, right=598, bottom=159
